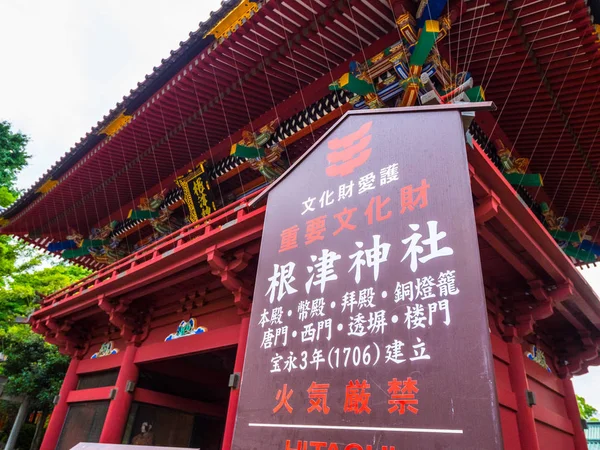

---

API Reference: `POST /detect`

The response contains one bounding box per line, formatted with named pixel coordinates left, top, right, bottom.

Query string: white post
left=5, top=397, right=30, bottom=450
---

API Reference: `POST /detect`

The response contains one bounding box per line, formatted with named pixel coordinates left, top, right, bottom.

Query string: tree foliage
left=0, top=327, right=69, bottom=410
left=0, top=263, right=90, bottom=325
left=577, top=395, right=599, bottom=421
left=0, top=121, right=90, bottom=414
left=0, top=264, right=89, bottom=410
left=0, top=121, right=29, bottom=195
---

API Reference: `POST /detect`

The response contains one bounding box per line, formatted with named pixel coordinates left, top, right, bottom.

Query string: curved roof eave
left=0, top=0, right=241, bottom=221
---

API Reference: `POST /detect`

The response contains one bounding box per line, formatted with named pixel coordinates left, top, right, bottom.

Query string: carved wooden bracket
left=524, top=279, right=574, bottom=327
left=501, top=324, right=519, bottom=344
left=98, top=295, right=136, bottom=341
left=475, top=193, right=501, bottom=224
left=207, top=247, right=253, bottom=314
left=30, top=319, right=88, bottom=357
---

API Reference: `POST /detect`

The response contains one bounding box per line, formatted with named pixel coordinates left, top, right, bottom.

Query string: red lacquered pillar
left=507, top=341, right=541, bottom=450
left=562, top=376, right=588, bottom=450
left=40, top=357, right=80, bottom=450
left=222, top=315, right=251, bottom=450
left=99, top=344, right=139, bottom=444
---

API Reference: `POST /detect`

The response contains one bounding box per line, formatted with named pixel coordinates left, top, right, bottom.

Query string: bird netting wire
left=270, top=3, right=313, bottom=147
left=208, top=63, right=247, bottom=197
left=344, top=0, right=381, bottom=97
left=118, top=138, right=146, bottom=243
left=157, top=96, right=190, bottom=223
left=188, top=71, right=226, bottom=209
left=226, top=29, right=269, bottom=191
left=487, top=2, right=582, bottom=189
left=245, top=6, right=294, bottom=167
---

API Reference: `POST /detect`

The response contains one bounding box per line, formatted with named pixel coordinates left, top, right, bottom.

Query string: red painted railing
left=42, top=189, right=265, bottom=306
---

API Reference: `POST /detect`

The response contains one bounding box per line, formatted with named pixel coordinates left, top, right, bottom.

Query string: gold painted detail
left=175, top=162, right=215, bottom=223
left=0, top=218, right=9, bottom=228
left=36, top=178, right=59, bottom=194
left=205, top=1, right=259, bottom=42
left=99, top=112, right=132, bottom=137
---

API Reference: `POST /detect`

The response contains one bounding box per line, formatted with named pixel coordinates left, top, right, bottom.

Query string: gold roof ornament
left=36, top=178, right=59, bottom=194
left=99, top=112, right=133, bottom=137
left=205, top=1, right=259, bottom=42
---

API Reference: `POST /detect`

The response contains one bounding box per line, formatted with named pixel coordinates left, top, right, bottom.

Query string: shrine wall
left=488, top=307, right=578, bottom=450
left=76, top=297, right=241, bottom=368
left=490, top=332, right=522, bottom=450
left=142, top=300, right=240, bottom=346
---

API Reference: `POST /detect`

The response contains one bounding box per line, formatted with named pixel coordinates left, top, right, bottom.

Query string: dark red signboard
left=233, top=107, right=503, bottom=450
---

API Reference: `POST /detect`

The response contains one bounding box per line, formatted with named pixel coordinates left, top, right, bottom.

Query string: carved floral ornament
left=164, top=318, right=207, bottom=342
left=525, top=345, right=552, bottom=373
left=91, top=341, right=120, bottom=359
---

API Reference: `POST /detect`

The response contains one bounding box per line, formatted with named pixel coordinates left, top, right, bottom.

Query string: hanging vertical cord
left=58, top=176, right=83, bottom=242
left=443, top=1, right=454, bottom=86
left=94, top=133, right=129, bottom=265
left=344, top=1, right=380, bottom=98
left=306, top=0, right=337, bottom=89
left=558, top=91, right=600, bottom=245
left=480, top=6, right=522, bottom=93
left=459, top=3, right=600, bottom=261
left=271, top=5, right=312, bottom=146
left=189, top=73, right=226, bottom=209
left=208, top=63, right=247, bottom=197
left=534, top=46, right=599, bottom=193
left=544, top=78, right=600, bottom=219
left=491, top=4, right=589, bottom=204
left=78, top=159, right=103, bottom=245
left=157, top=99, right=190, bottom=223
left=129, top=121, right=151, bottom=205
left=173, top=87, right=199, bottom=178
left=118, top=139, right=145, bottom=244
left=143, top=112, right=167, bottom=204
left=126, top=116, right=160, bottom=250
left=246, top=9, right=292, bottom=167
left=460, top=0, right=486, bottom=81
left=306, top=0, right=348, bottom=144
left=475, top=3, right=554, bottom=148
left=40, top=188, right=62, bottom=264
left=571, top=175, right=600, bottom=262
left=94, top=137, right=120, bottom=233
left=61, top=174, right=90, bottom=266
left=385, top=0, right=413, bottom=86
left=450, top=0, right=464, bottom=88
left=105, top=134, right=132, bottom=254
left=477, top=1, right=510, bottom=90
left=493, top=3, right=580, bottom=178
left=226, top=35, right=263, bottom=193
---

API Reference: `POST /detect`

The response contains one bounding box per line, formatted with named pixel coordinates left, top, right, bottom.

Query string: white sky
left=0, top=0, right=222, bottom=190
left=1, top=0, right=599, bottom=417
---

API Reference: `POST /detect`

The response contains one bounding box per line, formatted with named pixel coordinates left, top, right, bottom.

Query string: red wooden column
left=505, top=329, right=540, bottom=450
left=40, top=357, right=80, bottom=450
left=99, top=343, right=139, bottom=444
left=562, top=375, right=588, bottom=450
left=222, top=314, right=251, bottom=450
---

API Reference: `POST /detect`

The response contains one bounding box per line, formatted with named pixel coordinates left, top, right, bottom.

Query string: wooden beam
left=143, top=360, right=229, bottom=389
left=477, top=224, right=538, bottom=281
left=77, top=352, right=124, bottom=375
left=134, top=387, right=226, bottom=417
left=67, top=387, right=114, bottom=403
left=134, top=324, right=240, bottom=364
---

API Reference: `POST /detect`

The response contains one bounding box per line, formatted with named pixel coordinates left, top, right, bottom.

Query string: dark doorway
left=123, top=346, right=235, bottom=449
